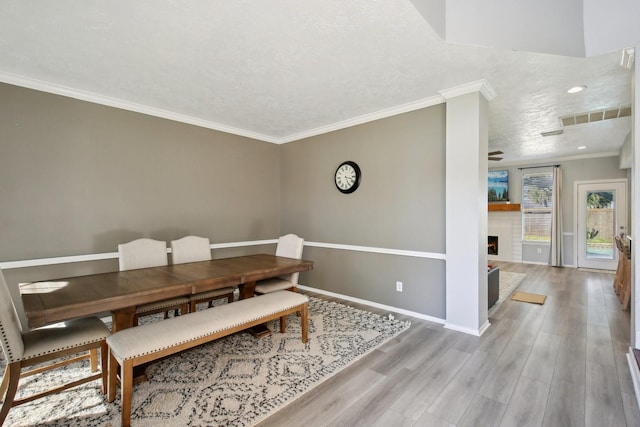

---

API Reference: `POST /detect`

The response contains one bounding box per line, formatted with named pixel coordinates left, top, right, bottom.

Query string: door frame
left=573, top=178, right=628, bottom=270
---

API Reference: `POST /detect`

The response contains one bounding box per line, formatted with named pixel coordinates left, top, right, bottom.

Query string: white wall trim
left=496, top=152, right=621, bottom=168
left=0, top=239, right=444, bottom=269
left=297, top=284, right=445, bottom=324
left=627, top=347, right=640, bottom=411
left=521, top=261, right=551, bottom=266
left=0, top=239, right=278, bottom=270
left=210, top=239, right=277, bottom=249
left=439, top=79, right=497, bottom=102
left=0, top=253, right=119, bottom=269
left=304, top=241, right=446, bottom=260
left=443, top=319, right=490, bottom=336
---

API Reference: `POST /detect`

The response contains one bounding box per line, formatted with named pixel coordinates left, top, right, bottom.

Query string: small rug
left=1, top=296, right=410, bottom=426
left=511, top=291, right=547, bottom=305
left=488, top=271, right=526, bottom=316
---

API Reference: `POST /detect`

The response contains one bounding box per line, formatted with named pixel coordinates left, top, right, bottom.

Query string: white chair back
left=275, top=234, right=304, bottom=285
left=118, top=238, right=168, bottom=271
left=0, top=268, right=25, bottom=363
left=170, top=236, right=212, bottom=264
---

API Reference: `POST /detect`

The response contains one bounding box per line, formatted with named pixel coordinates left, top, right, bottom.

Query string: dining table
left=20, top=253, right=314, bottom=333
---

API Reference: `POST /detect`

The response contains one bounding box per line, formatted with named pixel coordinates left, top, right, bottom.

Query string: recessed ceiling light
left=577, top=146, right=587, bottom=150
left=567, top=85, right=587, bottom=94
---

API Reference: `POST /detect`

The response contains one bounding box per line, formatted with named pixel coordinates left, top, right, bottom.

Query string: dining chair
left=254, top=234, right=304, bottom=294
left=0, top=267, right=110, bottom=425
left=118, top=238, right=190, bottom=325
left=170, top=236, right=235, bottom=312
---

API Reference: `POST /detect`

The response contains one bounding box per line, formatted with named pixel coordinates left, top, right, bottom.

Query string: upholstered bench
left=107, top=290, right=309, bottom=427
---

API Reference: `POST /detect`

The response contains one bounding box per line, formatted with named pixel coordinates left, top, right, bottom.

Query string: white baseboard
left=443, top=319, right=490, bottom=336
left=521, top=261, right=550, bottom=266
left=627, top=347, right=640, bottom=411
left=297, top=284, right=445, bottom=324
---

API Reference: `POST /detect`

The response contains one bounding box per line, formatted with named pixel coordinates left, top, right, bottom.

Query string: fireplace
left=488, top=236, right=498, bottom=255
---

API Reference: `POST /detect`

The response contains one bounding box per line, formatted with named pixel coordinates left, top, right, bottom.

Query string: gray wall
left=491, top=156, right=628, bottom=264
left=2, top=83, right=448, bottom=320
left=280, top=106, right=447, bottom=318
left=3, top=80, right=627, bottom=323
left=0, top=83, right=281, bottom=311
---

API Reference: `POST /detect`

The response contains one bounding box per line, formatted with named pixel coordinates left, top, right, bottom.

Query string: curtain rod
left=517, top=164, right=560, bottom=170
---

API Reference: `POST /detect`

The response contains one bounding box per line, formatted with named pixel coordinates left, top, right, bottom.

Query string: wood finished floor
left=257, top=262, right=640, bottom=427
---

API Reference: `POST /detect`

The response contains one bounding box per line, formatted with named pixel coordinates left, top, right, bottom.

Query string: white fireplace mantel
left=488, top=211, right=522, bottom=263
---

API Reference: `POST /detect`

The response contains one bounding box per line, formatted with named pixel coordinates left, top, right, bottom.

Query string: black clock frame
left=334, top=160, right=361, bottom=194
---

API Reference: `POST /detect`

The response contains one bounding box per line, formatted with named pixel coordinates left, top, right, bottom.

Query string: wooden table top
left=20, top=254, right=314, bottom=329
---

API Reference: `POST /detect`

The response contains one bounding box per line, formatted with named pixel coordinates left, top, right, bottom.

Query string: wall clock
left=334, top=161, right=361, bottom=194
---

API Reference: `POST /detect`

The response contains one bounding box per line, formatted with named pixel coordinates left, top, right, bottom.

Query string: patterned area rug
left=1, top=296, right=410, bottom=426
left=488, top=271, right=527, bottom=316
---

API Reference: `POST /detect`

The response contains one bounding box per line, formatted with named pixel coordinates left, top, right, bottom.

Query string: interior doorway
left=575, top=179, right=627, bottom=270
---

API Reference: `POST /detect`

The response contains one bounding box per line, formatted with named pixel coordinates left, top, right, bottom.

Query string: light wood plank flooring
left=257, top=262, right=640, bottom=427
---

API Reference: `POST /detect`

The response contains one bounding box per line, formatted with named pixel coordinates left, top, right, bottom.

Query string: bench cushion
left=254, top=278, right=295, bottom=293
left=107, top=291, right=308, bottom=362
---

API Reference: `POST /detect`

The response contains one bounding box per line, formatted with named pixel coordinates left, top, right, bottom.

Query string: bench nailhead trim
left=110, top=299, right=307, bottom=361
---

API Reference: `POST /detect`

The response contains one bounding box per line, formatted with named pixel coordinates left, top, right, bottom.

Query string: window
left=522, top=171, right=553, bottom=242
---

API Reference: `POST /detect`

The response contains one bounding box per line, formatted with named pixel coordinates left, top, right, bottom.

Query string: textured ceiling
left=0, top=1, right=633, bottom=164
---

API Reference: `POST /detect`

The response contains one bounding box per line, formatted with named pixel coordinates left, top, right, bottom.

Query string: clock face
left=335, top=161, right=361, bottom=194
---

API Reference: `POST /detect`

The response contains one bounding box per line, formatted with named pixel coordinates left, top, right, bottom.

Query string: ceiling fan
left=488, top=150, right=503, bottom=161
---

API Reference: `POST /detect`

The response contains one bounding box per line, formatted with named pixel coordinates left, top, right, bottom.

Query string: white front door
left=576, top=180, right=627, bottom=270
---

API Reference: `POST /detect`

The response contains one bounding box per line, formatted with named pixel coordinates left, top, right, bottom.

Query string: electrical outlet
left=537, top=248, right=542, bottom=254
left=396, top=281, right=403, bottom=292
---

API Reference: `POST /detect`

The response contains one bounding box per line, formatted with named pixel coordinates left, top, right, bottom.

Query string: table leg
left=239, top=281, right=272, bottom=338
left=238, top=281, right=256, bottom=300
left=111, top=307, right=135, bottom=332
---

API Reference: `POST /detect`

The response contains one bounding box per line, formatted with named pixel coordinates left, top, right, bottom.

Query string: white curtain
left=549, top=166, right=563, bottom=266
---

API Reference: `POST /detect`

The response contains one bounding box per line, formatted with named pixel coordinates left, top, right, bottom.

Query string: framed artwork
left=488, top=170, right=509, bottom=202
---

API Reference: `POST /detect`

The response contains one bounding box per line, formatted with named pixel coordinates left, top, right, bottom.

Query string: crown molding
left=274, top=95, right=445, bottom=144
left=439, top=79, right=497, bottom=102
left=2, top=72, right=498, bottom=145
left=0, top=72, right=281, bottom=143
left=497, top=151, right=620, bottom=167
left=0, top=71, right=448, bottom=145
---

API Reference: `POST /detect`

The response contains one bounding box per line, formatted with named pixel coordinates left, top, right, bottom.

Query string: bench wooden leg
left=100, top=341, right=108, bottom=394
left=107, top=351, right=118, bottom=403
left=301, top=303, right=308, bottom=343
left=280, top=316, right=286, bottom=333
left=89, top=348, right=99, bottom=372
left=121, top=360, right=134, bottom=427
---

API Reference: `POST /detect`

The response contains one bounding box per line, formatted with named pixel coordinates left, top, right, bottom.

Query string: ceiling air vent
left=560, top=105, right=631, bottom=127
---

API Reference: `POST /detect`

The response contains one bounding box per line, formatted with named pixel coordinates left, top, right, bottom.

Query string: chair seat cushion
left=108, top=291, right=308, bottom=362
left=254, top=278, right=295, bottom=294
left=21, top=317, right=110, bottom=361
left=190, top=287, right=235, bottom=301
left=135, top=296, right=190, bottom=314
